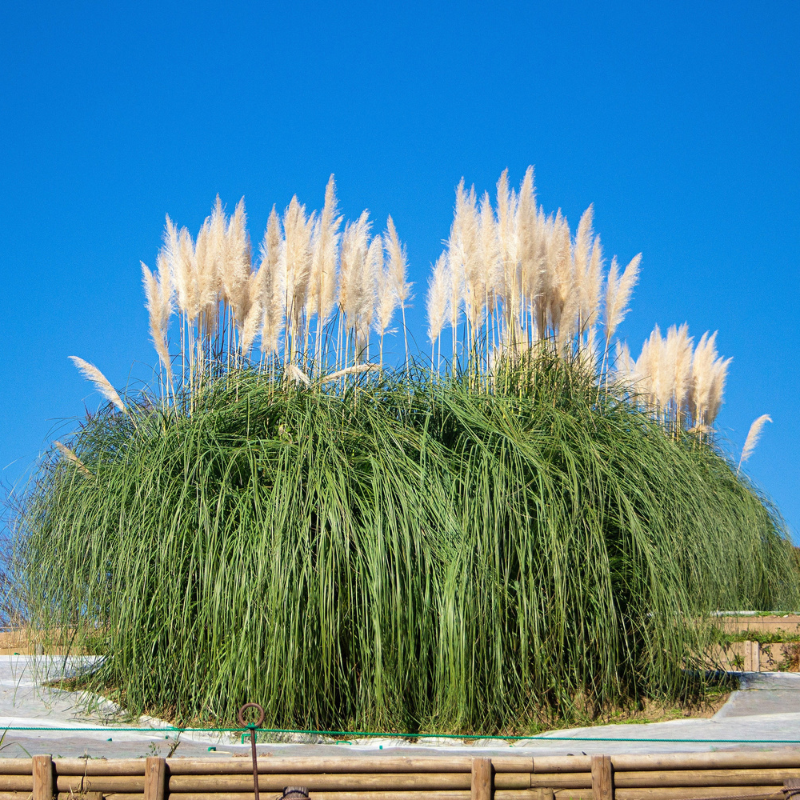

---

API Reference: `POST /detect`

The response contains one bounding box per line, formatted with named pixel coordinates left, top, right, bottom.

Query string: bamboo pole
left=0, top=762, right=32, bottom=776
left=614, top=787, right=783, bottom=800
left=170, top=791, right=472, bottom=800
left=529, top=774, right=592, bottom=789
left=168, top=773, right=531, bottom=792
left=97, top=795, right=143, bottom=800
left=591, top=756, right=613, bottom=800
left=611, top=752, right=800, bottom=772
left=471, top=759, right=492, bottom=800
left=32, top=756, right=53, bottom=800
left=165, top=758, right=533, bottom=775
left=533, top=757, right=592, bottom=774
left=57, top=794, right=102, bottom=800
left=53, top=760, right=146, bottom=776
left=166, top=793, right=543, bottom=800
left=56, top=776, right=145, bottom=793
left=0, top=778, right=32, bottom=792
left=614, top=769, right=800, bottom=788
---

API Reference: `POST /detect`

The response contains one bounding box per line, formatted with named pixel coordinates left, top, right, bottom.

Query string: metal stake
left=238, top=703, right=265, bottom=800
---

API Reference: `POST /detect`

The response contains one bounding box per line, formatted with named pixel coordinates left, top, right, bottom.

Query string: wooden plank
left=471, top=759, right=493, bottom=800
left=615, top=787, right=783, bottom=800
left=169, top=774, right=475, bottom=792
left=56, top=776, right=145, bottom=792
left=54, top=759, right=146, bottom=776
left=0, top=762, right=32, bottom=776
left=165, top=758, right=532, bottom=775
left=0, top=778, right=32, bottom=792
left=166, top=793, right=541, bottom=800
left=591, top=756, right=613, bottom=800
left=612, top=752, right=800, bottom=772
left=552, top=791, right=591, bottom=800
left=167, top=793, right=472, bottom=800
left=533, top=758, right=592, bottom=775
left=615, top=769, right=800, bottom=788
left=32, top=756, right=53, bottom=800
left=57, top=794, right=102, bottom=800
left=145, top=757, right=166, bottom=800
left=530, top=775, right=592, bottom=790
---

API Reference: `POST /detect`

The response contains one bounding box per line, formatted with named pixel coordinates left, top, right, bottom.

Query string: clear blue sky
left=1, top=1, right=798, bottom=540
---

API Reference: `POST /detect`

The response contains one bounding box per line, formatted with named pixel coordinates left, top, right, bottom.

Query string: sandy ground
left=0, top=656, right=797, bottom=760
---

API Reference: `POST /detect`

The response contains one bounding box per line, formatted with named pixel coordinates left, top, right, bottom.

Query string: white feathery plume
left=634, top=329, right=659, bottom=409
left=321, top=364, right=379, bottom=383
left=496, top=169, right=519, bottom=323
left=533, top=210, right=552, bottom=340
left=690, top=331, right=718, bottom=426
left=163, top=216, right=186, bottom=315
left=446, top=180, right=471, bottom=336
left=239, top=281, right=262, bottom=355
left=706, top=353, right=732, bottom=425
left=259, top=207, right=285, bottom=356
left=573, top=205, right=594, bottom=332
left=384, top=216, right=410, bottom=307
left=339, top=211, right=371, bottom=335
left=614, top=341, right=635, bottom=380
left=69, top=357, right=127, bottom=414
left=384, top=215, right=412, bottom=367
left=313, top=175, right=342, bottom=327
left=426, top=254, right=450, bottom=345
left=195, top=197, right=226, bottom=337
left=54, top=441, right=93, bottom=478
left=479, top=192, right=501, bottom=313
left=178, top=226, right=200, bottom=321
left=604, top=253, right=641, bottom=343
left=224, top=198, right=252, bottom=331
left=141, top=255, right=173, bottom=378
left=374, top=244, right=396, bottom=337
left=551, top=214, right=577, bottom=348
left=283, top=196, right=315, bottom=352
left=671, top=324, right=694, bottom=419
left=356, top=235, right=381, bottom=349
left=660, top=325, right=680, bottom=412
left=516, top=167, right=539, bottom=324
left=284, top=363, right=311, bottom=386
left=584, top=234, right=604, bottom=332
left=738, top=414, right=772, bottom=471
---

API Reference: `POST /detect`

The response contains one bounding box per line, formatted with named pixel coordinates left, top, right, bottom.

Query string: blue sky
left=1, top=1, right=798, bottom=539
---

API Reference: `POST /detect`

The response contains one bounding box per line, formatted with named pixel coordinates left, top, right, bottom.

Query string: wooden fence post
left=744, top=640, right=761, bottom=672
left=471, top=757, right=493, bottom=800
left=591, top=755, right=613, bottom=800
left=145, top=757, right=167, bottom=800
left=32, top=755, right=53, bottom=800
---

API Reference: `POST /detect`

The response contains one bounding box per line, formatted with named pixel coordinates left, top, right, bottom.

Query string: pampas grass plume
left=284, top=363, right=311, bottom=386
left=604, top=253, right=641, bottom=342
left=739, top=414, right=772, bottom=471
left=322, top=364, right=379, bottom=383
left=69, top=357, right=127, bottom=414
left=54, top=441, right=93, bottom=478
left=426, top=254, right=449, bottom=344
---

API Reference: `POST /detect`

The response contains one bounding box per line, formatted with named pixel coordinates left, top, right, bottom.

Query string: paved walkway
left=0, top=656, right=797, bottom=759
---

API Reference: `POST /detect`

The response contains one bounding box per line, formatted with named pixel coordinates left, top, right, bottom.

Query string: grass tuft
left=14, top=353, right=798, bottom=732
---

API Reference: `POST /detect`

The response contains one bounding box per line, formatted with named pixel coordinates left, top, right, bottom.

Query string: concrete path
left=0, top=656, right=797, bottom=759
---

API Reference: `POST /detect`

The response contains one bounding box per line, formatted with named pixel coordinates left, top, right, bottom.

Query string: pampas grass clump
left=12, top=169, right=797, bottom=733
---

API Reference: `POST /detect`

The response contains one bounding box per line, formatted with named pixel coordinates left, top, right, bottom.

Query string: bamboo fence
left=2, top=753, right=799, bottom=800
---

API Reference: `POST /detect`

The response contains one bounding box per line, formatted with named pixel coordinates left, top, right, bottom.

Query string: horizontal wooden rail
left=0, top=752, right=796, bottom=800
left=166, top=774, right=530, bottom=792
left=614, top=788, right=785, bottom=800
